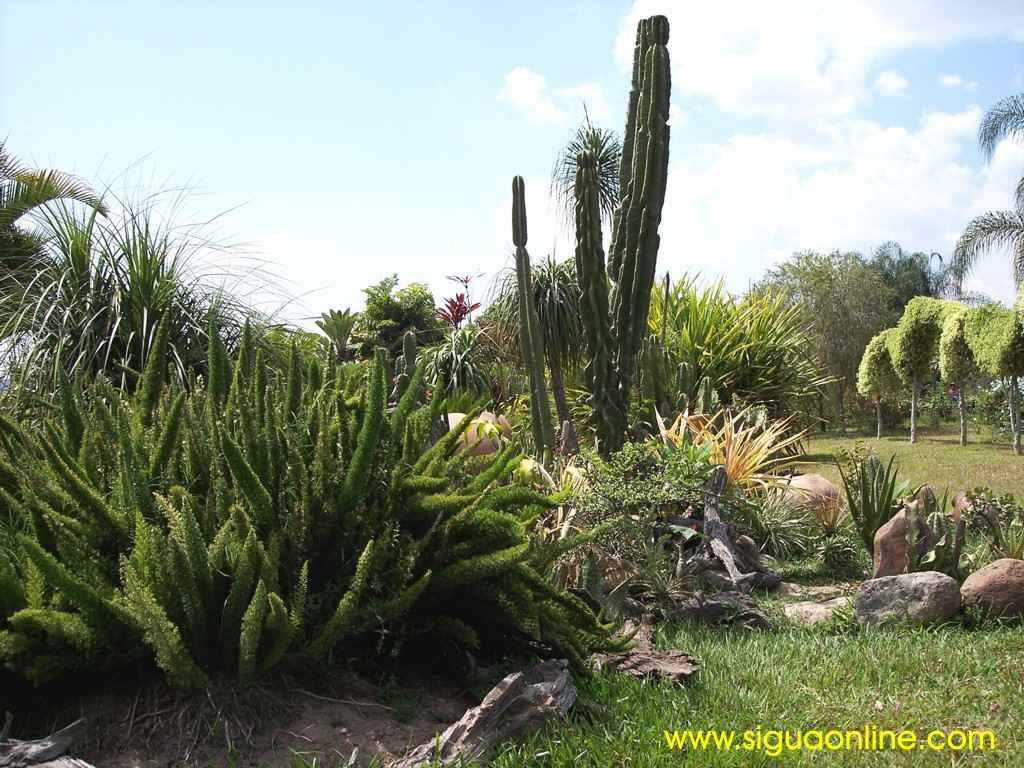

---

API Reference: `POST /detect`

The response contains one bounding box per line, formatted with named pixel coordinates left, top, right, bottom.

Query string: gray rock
left=673, top=591, right=773, bottom=630
left=774, top=582, right=846, bottom=600
left=961, top=558, right=1024, bottom=617
left=784, top=596, right=852, bottom=625
left=855, top=571, right=961, bottom=626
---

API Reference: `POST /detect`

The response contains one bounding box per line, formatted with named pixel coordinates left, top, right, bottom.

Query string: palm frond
left=0, top=168, right=106, bottom=229
left=489, top=255, right=582, bottom=369
left=550, top=114, right=622, bottom=228
left=979, top=93, right=1024, bottom=159
left=952, top=209, right=1024, bottom=289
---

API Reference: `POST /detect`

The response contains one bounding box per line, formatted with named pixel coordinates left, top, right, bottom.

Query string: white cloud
left=875, top=70, right=909, bottom=96
left=654, top=107, right=1022, bottom=305
left=499, top=67, right=564, bottom=124
left=615, top=1, right=1024, bottom=118
left=668, top=105, right=688, bottom=126
left=499, top=69, right=613, bottom=125
left=557, top=82, right=612, bottom=122
left=938, top=73, right=978, bottom=90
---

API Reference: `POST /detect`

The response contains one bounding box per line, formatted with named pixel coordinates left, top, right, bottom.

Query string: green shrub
left=642, top=277, right=829, bottom=419
left=350, top=275, right=443, bottom=359
left=966, top=487, right=1024, bottom=560
left=0, top=322, right=619, bottom=688
left=732, top=492, right=815, bottom=560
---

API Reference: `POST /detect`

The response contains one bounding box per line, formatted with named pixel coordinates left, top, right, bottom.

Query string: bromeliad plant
left=656, top=407, right=804, bottom=491
left=0, top=319, right=622, bottom=689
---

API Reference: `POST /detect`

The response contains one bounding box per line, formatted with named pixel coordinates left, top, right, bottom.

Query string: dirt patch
left=7, top=669, right=480, bottom=767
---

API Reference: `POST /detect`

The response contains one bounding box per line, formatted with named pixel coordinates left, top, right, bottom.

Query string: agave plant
left=838, top=452, right=910, bottom=556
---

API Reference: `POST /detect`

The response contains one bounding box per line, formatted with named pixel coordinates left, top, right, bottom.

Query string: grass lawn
left=483, top=423, right=1024, bottom=768
left=489, top=619, right=1024, bottom=767
left=797, top=423, right=1024, bottom=498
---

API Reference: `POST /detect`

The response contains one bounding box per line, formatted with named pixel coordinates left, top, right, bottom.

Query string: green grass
left=488, top=620, right=1024, bottom=767
left=797, top=423, right=1024, bottom=498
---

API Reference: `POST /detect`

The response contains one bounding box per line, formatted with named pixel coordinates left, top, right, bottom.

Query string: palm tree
left=1, top=142, right=106, bottom=271
left=491, top=256, right=583, bottom=452
left=550, top=112, right=622, bottom=228
left=952, top=94, right=1024, bottom=289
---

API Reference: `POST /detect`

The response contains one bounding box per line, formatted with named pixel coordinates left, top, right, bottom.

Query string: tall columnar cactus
left=512, top=176, right=556, bottom=454
left=574, top=151, right=620, bottom=450
left=392, top=329, right=418, bottom=400
left=576, top=14, right=671, bottom=453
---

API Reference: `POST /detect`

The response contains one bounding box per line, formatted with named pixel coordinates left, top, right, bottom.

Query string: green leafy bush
left=0, top=321, right=618, bottom=688
left=351, top=275, right=443, bottom=359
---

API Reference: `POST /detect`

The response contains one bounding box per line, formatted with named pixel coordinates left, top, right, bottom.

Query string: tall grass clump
left=0, top=191, right=264, bottom=401
left=643, top=276, right=829, bottom=418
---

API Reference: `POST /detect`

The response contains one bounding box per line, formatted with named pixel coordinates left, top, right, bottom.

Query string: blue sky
left=3, top=0, right=1024, bottom=323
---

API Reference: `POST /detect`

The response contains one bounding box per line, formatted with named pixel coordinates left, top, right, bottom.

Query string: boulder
left=783, top=596, right=852, bottom=626
left=784, top=473, right=839, bottom=513
left=960, top=558, right=1024, bottom=618
left=872, top=509, right=934, bottom=578
left=446, top=411, right=513, bottom=457
left=855, top=571, right=961, bottom=626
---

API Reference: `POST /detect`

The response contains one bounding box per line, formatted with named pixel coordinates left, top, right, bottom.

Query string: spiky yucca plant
left=0, top=319, right=621, bottom=688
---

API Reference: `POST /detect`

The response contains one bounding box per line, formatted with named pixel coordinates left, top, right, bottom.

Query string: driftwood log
left=0, top=716, right=95, bottom=768
left=695, top=467, right=780, bottom=592
left=393, top=659, right=575, bottom=768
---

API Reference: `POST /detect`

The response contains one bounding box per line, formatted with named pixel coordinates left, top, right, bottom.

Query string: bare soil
left=6, top=668, right=479, bottom=767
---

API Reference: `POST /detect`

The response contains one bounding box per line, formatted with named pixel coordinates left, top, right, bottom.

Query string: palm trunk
left=875, top=398, right=883, bottom=439
left=910, top=377, right=919, bottom=444
left=548, top=352, right=578, bottom=455
left=958, top=384, right=967, bottom=447
left=1010, top=376, right=1022, bottom=456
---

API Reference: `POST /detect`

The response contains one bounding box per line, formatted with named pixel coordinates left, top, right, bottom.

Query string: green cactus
left=576, top=15, right=671, bottom=453
left=511, top=176, right=556, bottom=454
left=393, top=329, right=418, bottom=400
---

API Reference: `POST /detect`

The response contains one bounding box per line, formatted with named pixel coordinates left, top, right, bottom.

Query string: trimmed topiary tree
left=887, top=297, right=962, bottom=443
left=965, top=302, right=1024, bottom=455
left=857, top=328, right=901, bottom=439
left=938, top=307, right=979, bottom=447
